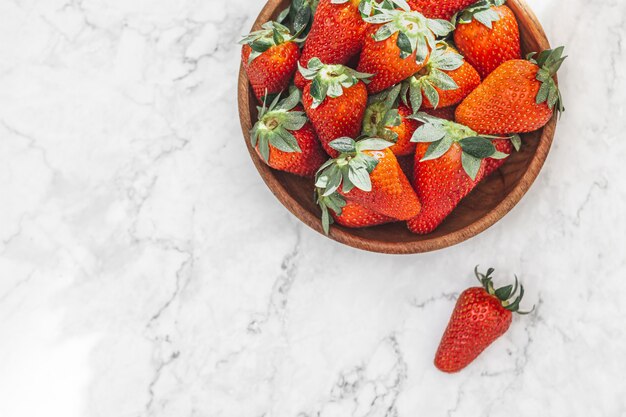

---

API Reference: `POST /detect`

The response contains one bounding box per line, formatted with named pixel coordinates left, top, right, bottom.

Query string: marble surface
left=1, top=0, right=625, bottom=415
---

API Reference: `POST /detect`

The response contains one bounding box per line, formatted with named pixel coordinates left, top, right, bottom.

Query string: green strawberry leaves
left=250, top=88, right=308, bottom=162
left=299, top=58, right=372, bottom=108
left=239, top=21, right=297, bottom=64
left=315, top=137, right=394, bottom=234
left=361, top=85, right=403, bottom=142
left=400, top=44, right=464, bottom=112
left=528, top=46, right=567, bottom=115
left=277, top=0, right=319, bottom=38
left=364, top=4, right=454, bottom=64
left=474, top=266, right=535, bottom=314
left=316, top=191, right=347, bottom=235
left=409, top=112, right=519, bottom=180
left=454, top=0, right=506, bottom=29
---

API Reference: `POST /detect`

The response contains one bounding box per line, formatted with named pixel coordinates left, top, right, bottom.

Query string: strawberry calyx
left=299, top=58, right=373, bottom=108
left=363, top=1, right=454, bottom=64
left=453, top=0, right=506, bottom=28
left=474, top=266, right=535, bottom=314
left=362, top=84, right=404, bottom=142
left=250, top=88, right=308, bottom=162
left=409, top=112, right=520, bottom=180
left=314, top=137, right=394, bottom=234
left=276, top=0, right=320, bottom=38
left=400, top=43, right=464, bottom=112
left=527, top=46, right=567, bottom=115
left=239, top=21, right=300, bottom=64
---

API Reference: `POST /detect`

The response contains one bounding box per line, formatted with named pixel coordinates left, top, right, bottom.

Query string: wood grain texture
left=238, top=0, right=557, bottom=254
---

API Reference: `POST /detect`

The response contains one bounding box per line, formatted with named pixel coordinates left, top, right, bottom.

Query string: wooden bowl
left=238, top=0, right=557, bottom=254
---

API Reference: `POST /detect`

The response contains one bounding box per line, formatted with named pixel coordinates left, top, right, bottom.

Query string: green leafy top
left=239, top=21, right=299, bottom=64
left=315, top=137, right=394, bottom=234
left=363, top=1, right=455, bottom=64
left=250, top=88, right=308, bottom=162
left=298, top=58, right=373, bottom=108
left=474, top=266, right=535, bottom=314
left=399, top=42, right=464, bottom=112
left=362, top=84, right=403, bottom=142
left=454, top=0, right=506, bottom=29
left=277, top=0, right=319, bottom=38
left=409, top=112, right=520, bottom=180
left=527, top=46, right=567, bottom=115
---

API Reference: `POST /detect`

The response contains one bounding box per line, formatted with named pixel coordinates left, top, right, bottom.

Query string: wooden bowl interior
left=238, top=0, right=555, bottom=254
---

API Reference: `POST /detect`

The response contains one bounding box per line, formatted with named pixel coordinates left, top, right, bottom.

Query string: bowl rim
left=237, top=0, right=557, bottom=254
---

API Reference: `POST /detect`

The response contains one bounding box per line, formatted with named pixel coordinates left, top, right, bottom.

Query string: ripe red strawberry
left=406, top=113, right=515, bottom=234
left=456, top=47, right=566, bottom=135
left=250, top=89, right=327, bottom=177
left=240, top=22, right=301, bottom=101
left=454, top=1, right=522, bottom=78
left=363, top=84, right=462, bottom=157
left=408, top=0, right=477, bottom=20
left=300, top=59, right=372, bottom=157
left=400, top=43, right=480, bottom=111
left=294, top=0, right=370, bottom=89
left=358, top=3, right=454, bottom=94
left=435, top=267, right=534, bottom=373
left=315, top=137, right=421, bottom=233
left=361, top=85, right=418, bottom=156
left=331, top=200, right=395, bottom=228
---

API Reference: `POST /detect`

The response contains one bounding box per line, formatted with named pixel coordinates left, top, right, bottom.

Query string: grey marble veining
left=1, top=0, right=625, bottom=416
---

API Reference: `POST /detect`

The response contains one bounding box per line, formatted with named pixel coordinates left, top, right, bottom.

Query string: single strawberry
left=453, top=0, right=522, bottom=79
left=294, top=0, right=372, bottom=89
left=407, top=0, right=477, bottom=20
left=361, top=84, right=418, bottom=156
left=300, top=59, right=372, bottom=157
left=399, top=43, right=481, bottom=112
left=406, top=113, right=516, bottom=234
left=435, top=266, right=534, bottom=373
left=456, top=47, right=566, bottom=135
left=331, top=199, right=396, bottom=228
left=358, top=2, right=454, bottom=94
left=250, top=89, right=327, bottom=177
left=315, top=137, right=421, bottom=233
left=363, top=84, right=462, bottom=157
left=240, top=22, right=301, bottom=101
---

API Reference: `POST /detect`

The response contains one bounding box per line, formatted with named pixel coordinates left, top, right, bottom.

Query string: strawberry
left=455, top=47, right=566, bottom=135
left=363, top=84, right=462, bottom=156
left=399, top=43, right=480, bottom=112
left=250, top=89, right=327, bottom=177
left=240, top=22, right=301, bottom=101
left=358, top=2, right=454, bottom=94
left=435, top=267, right=534, bottom=373
left=361, top=84, right=418, bottom=156
left=407, top=0, right=477, bottom=20
left=315, top=137, right=421, bottom=233
left=453, top=0, right=522, bottom=78
left=300, top=59, right=372, bottom=157
left=294, top=0, right=371, bottom=89
left=406, top=113, right=516, bottom=234
left=331, top=199, right=395, bottom=228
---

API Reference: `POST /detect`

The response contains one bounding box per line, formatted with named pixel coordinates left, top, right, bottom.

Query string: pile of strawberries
left=241, top=0, right=565, bottom=235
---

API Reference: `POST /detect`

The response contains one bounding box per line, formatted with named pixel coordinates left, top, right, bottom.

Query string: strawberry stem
left=474, top=266, right=535, bottom=314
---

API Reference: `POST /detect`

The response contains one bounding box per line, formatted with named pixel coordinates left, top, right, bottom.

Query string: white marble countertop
left=1, top=0, right=625, bottom=415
